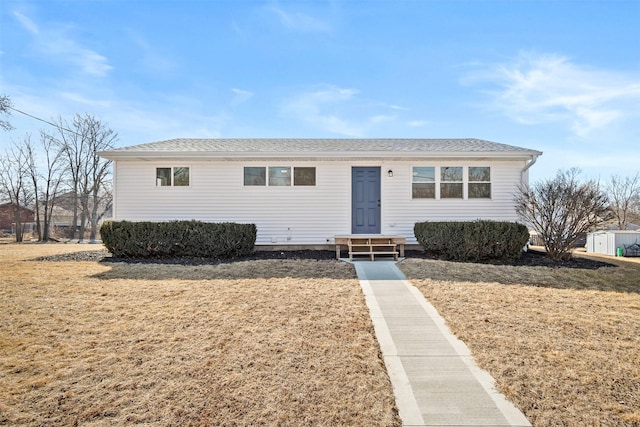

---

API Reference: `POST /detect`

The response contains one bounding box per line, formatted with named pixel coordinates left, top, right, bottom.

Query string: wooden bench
left=334, top=235, right=406, bottom=261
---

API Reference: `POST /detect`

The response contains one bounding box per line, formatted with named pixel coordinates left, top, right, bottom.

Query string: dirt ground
left=0, top=243, right=400, bottom=426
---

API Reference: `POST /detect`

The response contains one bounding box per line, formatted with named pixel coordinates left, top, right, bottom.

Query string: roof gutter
left=522, top=154, right=539, bottom=173
left=520, top=153, right=541, bottom=185
left=98, top=150, right=541, bottom=161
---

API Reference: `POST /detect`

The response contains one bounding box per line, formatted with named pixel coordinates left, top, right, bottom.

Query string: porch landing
left=334, top=235, right=406, bottom=261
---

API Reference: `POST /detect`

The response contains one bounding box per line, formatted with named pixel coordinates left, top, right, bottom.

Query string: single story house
left=98, top=138, right=542, bottom=248
left=0, top=202, right=35, bottom=234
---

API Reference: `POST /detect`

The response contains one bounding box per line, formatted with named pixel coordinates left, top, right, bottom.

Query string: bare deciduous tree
left=54, top=114, right=116, bottom=241
left=23, top=135, right=42, bottom=240
left=0, top=139, right=35, bottom=242
left=54, top=115, right=86, bottom=240
left=515, top=168, right=611, bottom=260
left=40, top=131, right=67, bottom=241
left=0, top=94, right=13, bottom=131
left=82, top=117, right=116, bottom=242
left=23, top=131, right=67, bottom=241
left=607, top=173, right=640, bottom=230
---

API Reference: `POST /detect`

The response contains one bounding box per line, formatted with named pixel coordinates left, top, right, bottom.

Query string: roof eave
left=98, top=150, right=542, bottom=161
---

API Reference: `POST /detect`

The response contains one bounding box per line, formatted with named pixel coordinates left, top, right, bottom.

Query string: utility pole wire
left=7, top=106, right=83, bottom=137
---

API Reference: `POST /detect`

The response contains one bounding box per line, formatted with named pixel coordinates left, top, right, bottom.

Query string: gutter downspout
left=521, top=154, right=539, bottom=185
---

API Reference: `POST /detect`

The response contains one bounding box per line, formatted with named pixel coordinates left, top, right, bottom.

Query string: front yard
left=0, top=244, right=400, bottom=426
left=399, top=253, right=640, bottom=426
left=1, top=243, right=639, bottom=426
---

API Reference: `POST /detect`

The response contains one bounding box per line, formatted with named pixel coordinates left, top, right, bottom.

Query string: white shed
left=586, top=230, right=640, bottom=256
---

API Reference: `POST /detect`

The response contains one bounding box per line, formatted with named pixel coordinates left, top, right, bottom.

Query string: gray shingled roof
left=99, top=138, right=542, bottom=160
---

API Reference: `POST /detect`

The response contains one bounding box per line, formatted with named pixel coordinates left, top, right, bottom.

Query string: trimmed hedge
left=414, top=220, right=529, bottom=261
left=100, top=220, right=257, bottom=259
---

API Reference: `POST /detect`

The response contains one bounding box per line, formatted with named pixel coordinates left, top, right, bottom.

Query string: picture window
left=244, top=167, right=266, bottom=186
left=294, top=167, right=316, bottom=186
left=269, top=167, right=291, bottom=186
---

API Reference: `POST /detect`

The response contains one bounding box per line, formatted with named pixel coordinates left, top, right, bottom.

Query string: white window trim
left=411, top=165, right=491, bottom=200
left=439, top=166, right=464, bottom=200
left=243, top=166, right=317, bottom=187
left=411, top=166, right=436, bottom=199
left=468, top=166, right=492, bottom=199
left=155, top=166, right=191, bottom=187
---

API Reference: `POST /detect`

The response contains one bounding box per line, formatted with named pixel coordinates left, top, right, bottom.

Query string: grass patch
left=399, top=253, right=640, bottom=426
left=0, top=244, right=400, bottom=426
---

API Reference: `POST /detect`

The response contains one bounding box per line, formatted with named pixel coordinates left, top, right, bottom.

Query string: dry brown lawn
left=0, top=244, right=400, bottom=426
left=399, top=253, right=640, bottom=427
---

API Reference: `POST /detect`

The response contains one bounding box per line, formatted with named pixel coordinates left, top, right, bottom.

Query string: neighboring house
left=45, top=191, right=113, bottom=236
left=0, top=203, right=35, bottom=233
left=46, top=205, right=75, bottom=231
left=98, top=138, right=542, bottom=247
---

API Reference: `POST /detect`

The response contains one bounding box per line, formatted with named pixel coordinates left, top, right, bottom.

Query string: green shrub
left=414, top=220, right=529, bottom=261
left=100, top=220, right=256, bottom=259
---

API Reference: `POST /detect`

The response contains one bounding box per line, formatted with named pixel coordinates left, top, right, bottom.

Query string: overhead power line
left=8, top=106, right=82, bottom=136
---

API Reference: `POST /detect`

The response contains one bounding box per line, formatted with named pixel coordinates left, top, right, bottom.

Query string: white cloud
left=13, top=11, right=39, bottom=34
left=281, top=85, right=427, bottom=136
left=59, top=92, right=111, bottom=108
left=125, top=29, right=179, bottom=76
left=389, top=104, right=408, bottom=111
left=13, top=10, right=113, bottom=77
left=369, top=114, right=395, bottom=124
left=464, top=52, right=640, bottom=136
left=267, top=4, right=332, bottom=33
left=230, top=88, right=254, bottom=106
left=108, top=105, right=227, bottom=143
left=407, top=120, right=428, bottom=127
left=282, top=85, right=363, bottom=136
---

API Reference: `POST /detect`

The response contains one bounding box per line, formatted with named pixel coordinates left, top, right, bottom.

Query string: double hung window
left=412, top=167, right=435, bottom=199
left=440, top=166, right=463, bottom=198
left=468, top=167, right=491, bottom=198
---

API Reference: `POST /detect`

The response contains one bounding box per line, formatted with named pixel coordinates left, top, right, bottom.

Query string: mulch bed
left=36, top=247, right=614, bottom=270
left=404, top=249, right=614, bottom=270
left=34, top=249, right=337, bottom=264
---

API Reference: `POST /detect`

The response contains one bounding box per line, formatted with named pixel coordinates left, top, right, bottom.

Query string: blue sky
left=1, top=0, right=638, bottom=182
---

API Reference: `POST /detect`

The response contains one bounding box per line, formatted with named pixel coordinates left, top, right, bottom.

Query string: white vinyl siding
left=112, top=159, right=528, bottom=246
left=114, top=160, right=350, bottom=245
left=381, top=161, right=524, bottom=244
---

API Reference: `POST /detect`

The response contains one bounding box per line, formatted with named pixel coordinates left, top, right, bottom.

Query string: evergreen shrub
left=413, top=220, right=529, bottom=261
left=100, top=220, right=257, bottom=259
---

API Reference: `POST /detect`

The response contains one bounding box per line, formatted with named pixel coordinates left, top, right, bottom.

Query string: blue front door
left=352, top=167, right=381, bottom=234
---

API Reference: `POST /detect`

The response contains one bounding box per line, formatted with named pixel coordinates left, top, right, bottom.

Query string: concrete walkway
left=354, top=261, right=531, bottom=427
